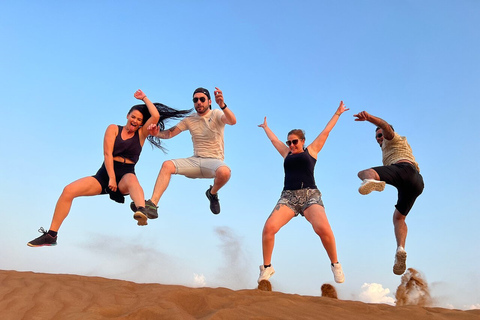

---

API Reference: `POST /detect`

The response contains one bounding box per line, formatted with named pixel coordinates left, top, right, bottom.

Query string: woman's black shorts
left=92, top=161, right=136, bottom=203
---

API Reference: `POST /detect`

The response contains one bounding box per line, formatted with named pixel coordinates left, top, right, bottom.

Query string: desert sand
left=1, top=270, right=478, bottom=320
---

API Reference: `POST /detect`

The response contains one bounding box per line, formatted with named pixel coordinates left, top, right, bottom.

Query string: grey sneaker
left=205, top=185, right=220, bottom=214
left=393, top=246, right=407, bottom=275
left=27, top=227, right=57, bottom=247
left=258, top=265, right=275, bottom=283
left=130, top=199, right=158, bottom=219
left=358, top=179, right=386, bottom=195
left=133, top=207, right=148, bottom=226
left=331, top=262, right=345, bottom=283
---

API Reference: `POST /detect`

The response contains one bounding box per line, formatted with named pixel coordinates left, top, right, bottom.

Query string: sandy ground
left=1, top=270, right=479, bottom=320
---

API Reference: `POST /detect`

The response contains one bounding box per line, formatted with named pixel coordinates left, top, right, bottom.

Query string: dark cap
left=193, top=87, right=211, bottom=100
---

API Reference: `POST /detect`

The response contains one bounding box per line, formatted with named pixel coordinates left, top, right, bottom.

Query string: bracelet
left=335, top=112, right=341, bottom=116
left=221, top=103, right=228, bottom=110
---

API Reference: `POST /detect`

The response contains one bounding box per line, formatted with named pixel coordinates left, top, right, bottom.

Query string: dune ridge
left=1, top=270, right=479, bottom=320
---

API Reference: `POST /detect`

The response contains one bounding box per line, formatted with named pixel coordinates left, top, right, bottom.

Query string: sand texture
left=1, top=270, right=479, bottom=320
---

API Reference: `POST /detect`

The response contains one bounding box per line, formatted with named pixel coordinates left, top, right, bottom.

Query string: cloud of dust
left=78, top=233, right=186, bottom=285
left=395, top=268, right=432, bottom=307
left=213, top=226, right=250, bottom=289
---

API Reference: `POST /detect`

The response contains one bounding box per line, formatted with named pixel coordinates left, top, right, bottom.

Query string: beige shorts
left=172, top=156, right=230, bottom=179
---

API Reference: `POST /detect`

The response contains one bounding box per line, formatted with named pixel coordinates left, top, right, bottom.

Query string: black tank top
left=112, top=125, right=142, bottom=164
left=283, top=148, right=317, bottom=190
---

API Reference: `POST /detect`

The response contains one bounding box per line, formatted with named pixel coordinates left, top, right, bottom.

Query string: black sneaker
left=133, top=207, right=148, bottom=226
left=27, top=227, right=57, bottom=247
left=205, top=185, right=220, bottom=214
left=130, top=200, right=158, bottom=219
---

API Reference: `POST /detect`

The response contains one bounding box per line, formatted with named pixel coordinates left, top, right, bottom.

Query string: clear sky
left=1, top=0, right=479, bottom=310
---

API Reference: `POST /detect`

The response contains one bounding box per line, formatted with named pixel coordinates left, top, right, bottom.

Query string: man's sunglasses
left=286, top=139, right=299, bottom=146
left=376, top=133, right=383, bottom=139
left=193, top=97, right=207, bottom=103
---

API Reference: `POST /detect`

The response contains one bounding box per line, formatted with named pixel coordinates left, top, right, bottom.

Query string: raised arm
left=134, top=89, right=160, bottom=142
left=307, top=101, right=349, bottom=157
left=215, top=87, right=237, bottom=125
left=258, top=117, right=290, bottom=158
left=353, top=111, right=394, bottom=140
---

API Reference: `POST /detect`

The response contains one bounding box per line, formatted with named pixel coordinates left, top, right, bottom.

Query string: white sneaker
left=358, top=179, right=386, bottom=195
left=393, top=246, right=407, bottom=275
left=258, top=265, right=275, bottom=283
left=331, top=262, right=345, bottom=283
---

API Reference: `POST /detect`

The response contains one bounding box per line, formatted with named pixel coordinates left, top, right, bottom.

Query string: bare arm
left=307, top=101, right=349, bottom=157
left=215, top=87, right=237, bottom=125
left=353, top=111, right=394, bottom=140
left=258, top=117, right=289, bottom=158
left=134, top=89, right=160, bottom=142
left=147, top=124, right=182, bottom=139
left=103, top=124, right=118, bottom=192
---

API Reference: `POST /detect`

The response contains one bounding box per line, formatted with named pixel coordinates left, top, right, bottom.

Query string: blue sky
left=1, top=0, right=479, bottom=310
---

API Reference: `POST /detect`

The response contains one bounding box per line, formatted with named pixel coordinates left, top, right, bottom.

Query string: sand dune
left=1, top=270, right=478, bottom=320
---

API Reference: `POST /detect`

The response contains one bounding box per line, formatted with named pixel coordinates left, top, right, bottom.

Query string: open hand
left=258, top=117, right=268, bottom=128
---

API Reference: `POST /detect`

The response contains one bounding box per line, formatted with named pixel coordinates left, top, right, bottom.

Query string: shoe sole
left=359, top=180, right=386, bottom=195
left=393, top=250, right=407, bottom=275
left=27, top=243, right=57, bottom=247
left=131, top=202, right=158, bottom=219
left=258, top=270, right=275, bottom=283
left=334, top=273, right=345, bottom=283
left=133, top=211, right=148, bottom=226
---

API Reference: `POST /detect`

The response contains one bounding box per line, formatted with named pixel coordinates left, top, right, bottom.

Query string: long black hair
left=129, top=102, right=191, bottom=151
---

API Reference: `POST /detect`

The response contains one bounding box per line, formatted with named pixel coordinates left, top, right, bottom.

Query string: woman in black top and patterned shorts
left=28, top=89, right=190, bottom=247
left=257, top=101, right=349, bottom=284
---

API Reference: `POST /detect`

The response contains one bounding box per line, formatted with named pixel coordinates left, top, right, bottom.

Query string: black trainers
left=27, top=227, right=57, bottom=247
left=130, top=199, right=158, bottom=219
left=133, top=207, right=148, bottom=226
left=205, top=185, right=220, bottom=214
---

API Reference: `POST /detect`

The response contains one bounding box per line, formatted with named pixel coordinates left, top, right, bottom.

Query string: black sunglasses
left=286, top=139, right=299, bottom=146
left=376, top=133, right=383, bottom=139
left=193, top=97, right=207, bottom=103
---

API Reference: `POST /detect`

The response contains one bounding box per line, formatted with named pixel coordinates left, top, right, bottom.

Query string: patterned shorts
left=276, top=188, right=324, bottom=216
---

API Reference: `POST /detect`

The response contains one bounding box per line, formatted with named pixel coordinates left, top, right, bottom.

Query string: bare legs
left=393, top=209, right=407, bottom=248
left=150, top=161, right=231, bottom=205
left=118, top=173, right=145, bottom=210
left=150, top=160, right=176, bottom=205
left=262, top=205, right=296, bottom=265
left=49, top=177, right=102, bottom=232
left=49, top=173, right=145, bottom=232
left=210, top=166, right=231, bottom=195
left=358, top=168, right=408, bottom=249
left=261, top=204, right=339, bottom=265
left=304, top=205, right=339, bottom=264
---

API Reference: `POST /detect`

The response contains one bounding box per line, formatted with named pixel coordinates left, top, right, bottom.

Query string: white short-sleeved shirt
left=176, top=109, right=226, bottom=160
